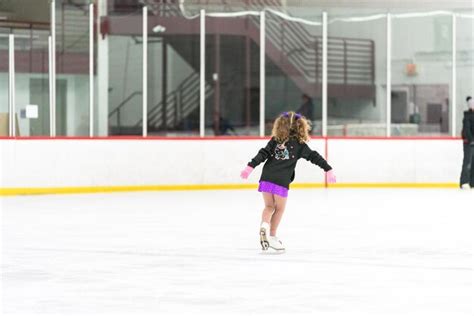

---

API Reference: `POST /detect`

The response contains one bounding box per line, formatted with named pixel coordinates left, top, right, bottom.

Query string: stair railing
left=108, top=91, right=143, bottom=132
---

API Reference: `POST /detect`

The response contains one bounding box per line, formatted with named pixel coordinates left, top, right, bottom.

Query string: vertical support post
left=142, top=5, right=148, bottom=137
left=214, top=34, right=221, bottom=135
left=162, top=39, right=168, bottom=131
left=386, top=13, right=392, bottom=137
left=89, top=2, right=94, bottom=137
left=245, top=35, right=251, bottom=132
left=315, top=39, right=319, bottom=85
left=51, top=0, right=56, bottom=137
left=322, top=12, right=327, bottom=137
left=8, top=34, right=15, bottom=137
left=97, top=0, right=109, bottom=136
left=49, top=36, right=53, bottom=136
left=259, top=10, right=265, bottom=137
left=451, top=13, right=457, bottom=137
left=200, top=9, right=205, bottom=137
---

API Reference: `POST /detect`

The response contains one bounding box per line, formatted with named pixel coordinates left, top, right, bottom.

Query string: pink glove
left=326, top=170, right=336, bottom=184
left=240, top=166, right=254, bottom=179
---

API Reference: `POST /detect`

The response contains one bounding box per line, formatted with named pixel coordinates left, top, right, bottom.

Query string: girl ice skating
left=240, top=111, right=336, bottom=252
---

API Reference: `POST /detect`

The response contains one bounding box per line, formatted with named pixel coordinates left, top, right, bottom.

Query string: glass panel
left=205, top=15, right=260, bottom=136
left=108, top=7, right=143, bottom=136
left=391, top=13, right=452, bottom=136
left=265, top=9, right=323, bottom=136
left=146, top=2, right=200, bottom=136
left=327, top=13, right=386, bottom=136
left=456, top=13, right=474, bottom=136
left=13, top=27, right=50, bottom=137
left=56, top=0, right=90, bottom=136
left=0, top=29, right=8, bottom=136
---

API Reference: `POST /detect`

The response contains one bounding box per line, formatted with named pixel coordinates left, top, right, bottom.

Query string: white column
left=97, top=0, right=109, bottom=136
left=143, top=5, right=148, bottom=137
left=51, top=0, right=56, bottom=137
left=259, top=10, right=265, bottom=137
left=89, top=2, right=94, bottom=137
left=322, top=12, right=327, bottom=137
left=451, top=13, right=457, bottom=137
left=386, top=13, right=392, bottom=137
left=200, top=10, right=205, bottom=137
left=8, top=34, right=15, bottom=137
left=48, top=36, right=53, bottom=136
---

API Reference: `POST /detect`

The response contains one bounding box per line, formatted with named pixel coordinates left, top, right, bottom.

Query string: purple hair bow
left=282, top=112, right=302, bottom=119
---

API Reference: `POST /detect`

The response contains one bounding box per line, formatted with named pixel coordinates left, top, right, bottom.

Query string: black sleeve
left=300, top=143, right=332, bottom=172
left=248, top=138, right=276, bottom=168
left=464, top=117, right=473, bottom=143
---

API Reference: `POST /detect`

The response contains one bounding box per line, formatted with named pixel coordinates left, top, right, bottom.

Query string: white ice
left=1, top=189, right=472, bottom=316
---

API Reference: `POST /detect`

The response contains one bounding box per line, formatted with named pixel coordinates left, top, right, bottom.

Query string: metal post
left=200, top=9, right=205, bottom=137
left=260, top=10, right=265, bottom=137
left=214, top=34, right=221, bottom=135
left=97, top=0, right=109, bottom=136
left=386, top=13, right=392, bottom=137
left=143, top=5, right=148, bottom=137
left=322, top=12, right=327, bottom=137
left=8, top=34, right=15, bottom=137
left=245, top=35, right=251, bottom=132
left=162, top=39, right=168, bottom=132
left=49, top=36, right=53, bottom=136
left=51, top=0, right=56, bottom=137
left=451, top=13, right=456, bottom=137
left=89, top=2, right=94, bottom=137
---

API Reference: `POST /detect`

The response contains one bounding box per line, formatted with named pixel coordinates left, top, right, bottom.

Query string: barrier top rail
left=176, top=6, right=474, bottom=22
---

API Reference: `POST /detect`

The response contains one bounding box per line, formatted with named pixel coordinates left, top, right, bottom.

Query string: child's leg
left=270, top=194, right=288, bottom=236
left=261, top=192, right=275, bottom=224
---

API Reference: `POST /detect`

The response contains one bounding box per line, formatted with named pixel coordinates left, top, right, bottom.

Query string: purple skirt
left=258, top=181, right=288, bottom=198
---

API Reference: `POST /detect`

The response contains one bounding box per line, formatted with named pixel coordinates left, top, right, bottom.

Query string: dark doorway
left=391, top=90, right=408, bottom=123
left=427, top=103, right=442, bottom=133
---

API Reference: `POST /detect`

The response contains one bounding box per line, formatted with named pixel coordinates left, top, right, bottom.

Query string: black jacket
left=462, top=110, right=474, bottom=144
left=248, top=137, right=332, bottom=189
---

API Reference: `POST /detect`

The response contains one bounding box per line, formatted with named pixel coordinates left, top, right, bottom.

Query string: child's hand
left=326, top=170, right=336, bottom=184
left=240, top=166, right=254, bottom=179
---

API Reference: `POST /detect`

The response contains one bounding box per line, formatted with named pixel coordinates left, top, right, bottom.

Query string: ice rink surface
left=1, top=189, right=472, bottom=316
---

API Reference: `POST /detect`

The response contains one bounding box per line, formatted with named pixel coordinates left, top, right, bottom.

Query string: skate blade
left=260, top=227, right=269, bottom=251
left=260, top=248, right=285, bottom=255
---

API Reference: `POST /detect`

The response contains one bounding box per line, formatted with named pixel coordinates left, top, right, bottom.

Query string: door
left=56, top=79, right=67, bottom=136
left=29, top=78, right=50, bottom=136
left=391, top=90, right=408, bottom=123
left=30, top=78, right=67, bottom=136
left=427, top=103, right=442, bottom=133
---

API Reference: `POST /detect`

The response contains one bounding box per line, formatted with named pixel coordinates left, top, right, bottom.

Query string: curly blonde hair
left=271, top=111, right=311, bottom=144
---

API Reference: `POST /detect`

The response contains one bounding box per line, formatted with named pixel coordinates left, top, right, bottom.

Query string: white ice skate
left=268, top=236, right=285, bottom=252
left=461, top=183, right=471, bottom=190
left=259, top=222, right=270, bottom=251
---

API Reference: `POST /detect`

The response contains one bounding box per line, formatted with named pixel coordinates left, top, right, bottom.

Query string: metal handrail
left=134, top=71, right=203, bottom=128
left=109, top=91, right=143, bottom=118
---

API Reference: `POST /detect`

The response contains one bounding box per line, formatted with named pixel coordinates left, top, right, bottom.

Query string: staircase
left=105, top=0, right=375, bottom=134
left=137, top=72, right=213, bottom=132
left=108, top=71, right=214, bottom=135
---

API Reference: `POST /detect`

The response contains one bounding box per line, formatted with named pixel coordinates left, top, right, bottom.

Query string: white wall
left=0, top=138, right=463, bottom=190
left=0, top=73, right=89, bottom=137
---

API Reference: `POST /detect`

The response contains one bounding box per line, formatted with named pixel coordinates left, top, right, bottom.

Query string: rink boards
left=0, top=137, right=463, bottom=195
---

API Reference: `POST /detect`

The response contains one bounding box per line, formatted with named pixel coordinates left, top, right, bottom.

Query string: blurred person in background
left=460, top=96, right=474, bottom=189
left=296, top=94, right=314, bottom=122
